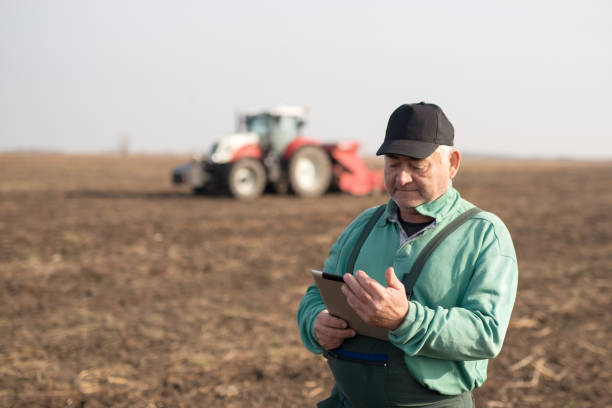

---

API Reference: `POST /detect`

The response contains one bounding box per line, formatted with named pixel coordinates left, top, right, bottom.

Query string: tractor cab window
left=245, top=113, right=305, bottom=156
left=246, top=115, right=272, bottom=141
left=270, top=116, right=302, bottom=155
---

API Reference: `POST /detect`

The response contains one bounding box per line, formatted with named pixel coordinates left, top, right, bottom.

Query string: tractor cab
left=240, top=106, right=307, bottom=157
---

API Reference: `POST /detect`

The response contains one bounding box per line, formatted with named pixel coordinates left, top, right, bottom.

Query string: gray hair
left=436, top=144, right=455, bottom=162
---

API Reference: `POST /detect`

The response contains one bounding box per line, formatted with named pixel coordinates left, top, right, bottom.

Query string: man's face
left=384, top=150, right=455, bottom=212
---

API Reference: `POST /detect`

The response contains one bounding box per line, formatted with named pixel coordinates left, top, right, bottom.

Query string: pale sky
left=1, top=0, right=611, bottom=158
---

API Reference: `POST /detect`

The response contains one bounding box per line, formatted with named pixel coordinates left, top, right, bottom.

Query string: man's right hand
left=314, top=310, right=356, bottom=350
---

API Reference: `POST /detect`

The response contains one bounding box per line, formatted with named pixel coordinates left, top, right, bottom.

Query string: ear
left=449, top=149, right=461, bottom=179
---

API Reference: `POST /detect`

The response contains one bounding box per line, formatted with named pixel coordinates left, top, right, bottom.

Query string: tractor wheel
left=288, top=146, right=332, bottom=197
left=227, top=159, right=266, bottom=199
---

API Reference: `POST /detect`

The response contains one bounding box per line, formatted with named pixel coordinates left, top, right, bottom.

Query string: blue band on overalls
left=328, top=349, right=388, bottom=366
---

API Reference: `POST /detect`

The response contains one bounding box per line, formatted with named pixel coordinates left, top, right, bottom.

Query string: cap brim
left=376, top=139, right=439, bottom=159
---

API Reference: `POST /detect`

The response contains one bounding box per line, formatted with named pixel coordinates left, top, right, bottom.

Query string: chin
left=399, top=201, right=425, bottom=210
left=393, top=196, right=425, bottom=209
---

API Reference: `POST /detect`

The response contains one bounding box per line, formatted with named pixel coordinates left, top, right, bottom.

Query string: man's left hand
left=342, top=267, right=409, bottom=331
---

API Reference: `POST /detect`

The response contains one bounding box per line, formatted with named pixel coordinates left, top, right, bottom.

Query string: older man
left=297, top=103, right=518, bottom=407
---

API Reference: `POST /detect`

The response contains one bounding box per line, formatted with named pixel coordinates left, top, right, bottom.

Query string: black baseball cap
left=376, top=102, right=454, bottom=159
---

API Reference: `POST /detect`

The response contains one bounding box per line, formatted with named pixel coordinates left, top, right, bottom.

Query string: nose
left=397, top=168, right=412, bottom=185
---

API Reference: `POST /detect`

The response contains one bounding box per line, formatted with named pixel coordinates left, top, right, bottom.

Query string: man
left=297, top=103, right=518, bottom=407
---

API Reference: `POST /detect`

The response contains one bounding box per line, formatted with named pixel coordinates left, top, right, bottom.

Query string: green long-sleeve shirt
left=297, top=186, right=518, bottom=395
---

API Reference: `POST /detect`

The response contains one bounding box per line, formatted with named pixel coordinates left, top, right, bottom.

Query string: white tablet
left=311, top=270, right=389, bottom=341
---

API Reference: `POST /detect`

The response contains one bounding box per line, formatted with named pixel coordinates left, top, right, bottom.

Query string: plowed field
left=1, top=154, right=610, bottom=407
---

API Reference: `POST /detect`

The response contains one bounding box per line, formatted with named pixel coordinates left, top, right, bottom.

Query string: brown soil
left=0, top=154, right=610, bottom=407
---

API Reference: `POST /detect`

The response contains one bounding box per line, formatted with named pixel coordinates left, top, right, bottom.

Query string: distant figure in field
left=297, top=102, right=518, bottom=407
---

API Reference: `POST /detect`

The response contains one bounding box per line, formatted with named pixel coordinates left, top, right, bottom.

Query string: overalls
left=318, top=206, right=480, bottom=408
left=319, top=336, right=474, bottom=407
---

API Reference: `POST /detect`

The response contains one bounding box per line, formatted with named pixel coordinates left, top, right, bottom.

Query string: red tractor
left=172, top=106, right=384, bottom=199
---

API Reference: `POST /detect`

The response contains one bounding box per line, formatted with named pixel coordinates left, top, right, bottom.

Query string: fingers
left=318, top=309, right=349, bottom=329
left=343, top=270, right=385, bottom=302
left=385, top=267, right=404, bottom=290
left=314, top=310, right=355, bottom=350
left=317, top=324, right=355, bottom=342
left=342, top=274, right=370, bottom=306
left=341, top=272, right=376, bottom=324
left=341, top=268, right=409, bottom=329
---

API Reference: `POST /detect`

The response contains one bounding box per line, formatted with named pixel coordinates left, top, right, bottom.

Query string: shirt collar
left=387, top=200, right=401, bottom=224
left=386, top=197, right=438, bottom=246
left=384, top=183, right=459, bottom=224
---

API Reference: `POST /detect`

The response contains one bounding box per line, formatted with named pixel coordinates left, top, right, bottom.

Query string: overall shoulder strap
left=345, top=204, right=386, bottom=275
left=403, top=207, right=482, bottom=298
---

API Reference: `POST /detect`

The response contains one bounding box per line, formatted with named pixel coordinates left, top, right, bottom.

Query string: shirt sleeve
left=296, top=283, right=327, bottom=354
left=389, top=222, right=518, bottom=361
left=296, top=211, right=369, bottom=354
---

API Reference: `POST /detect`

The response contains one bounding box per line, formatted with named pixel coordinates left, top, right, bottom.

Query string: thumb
left=385, top=267, right=403, bottom=290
